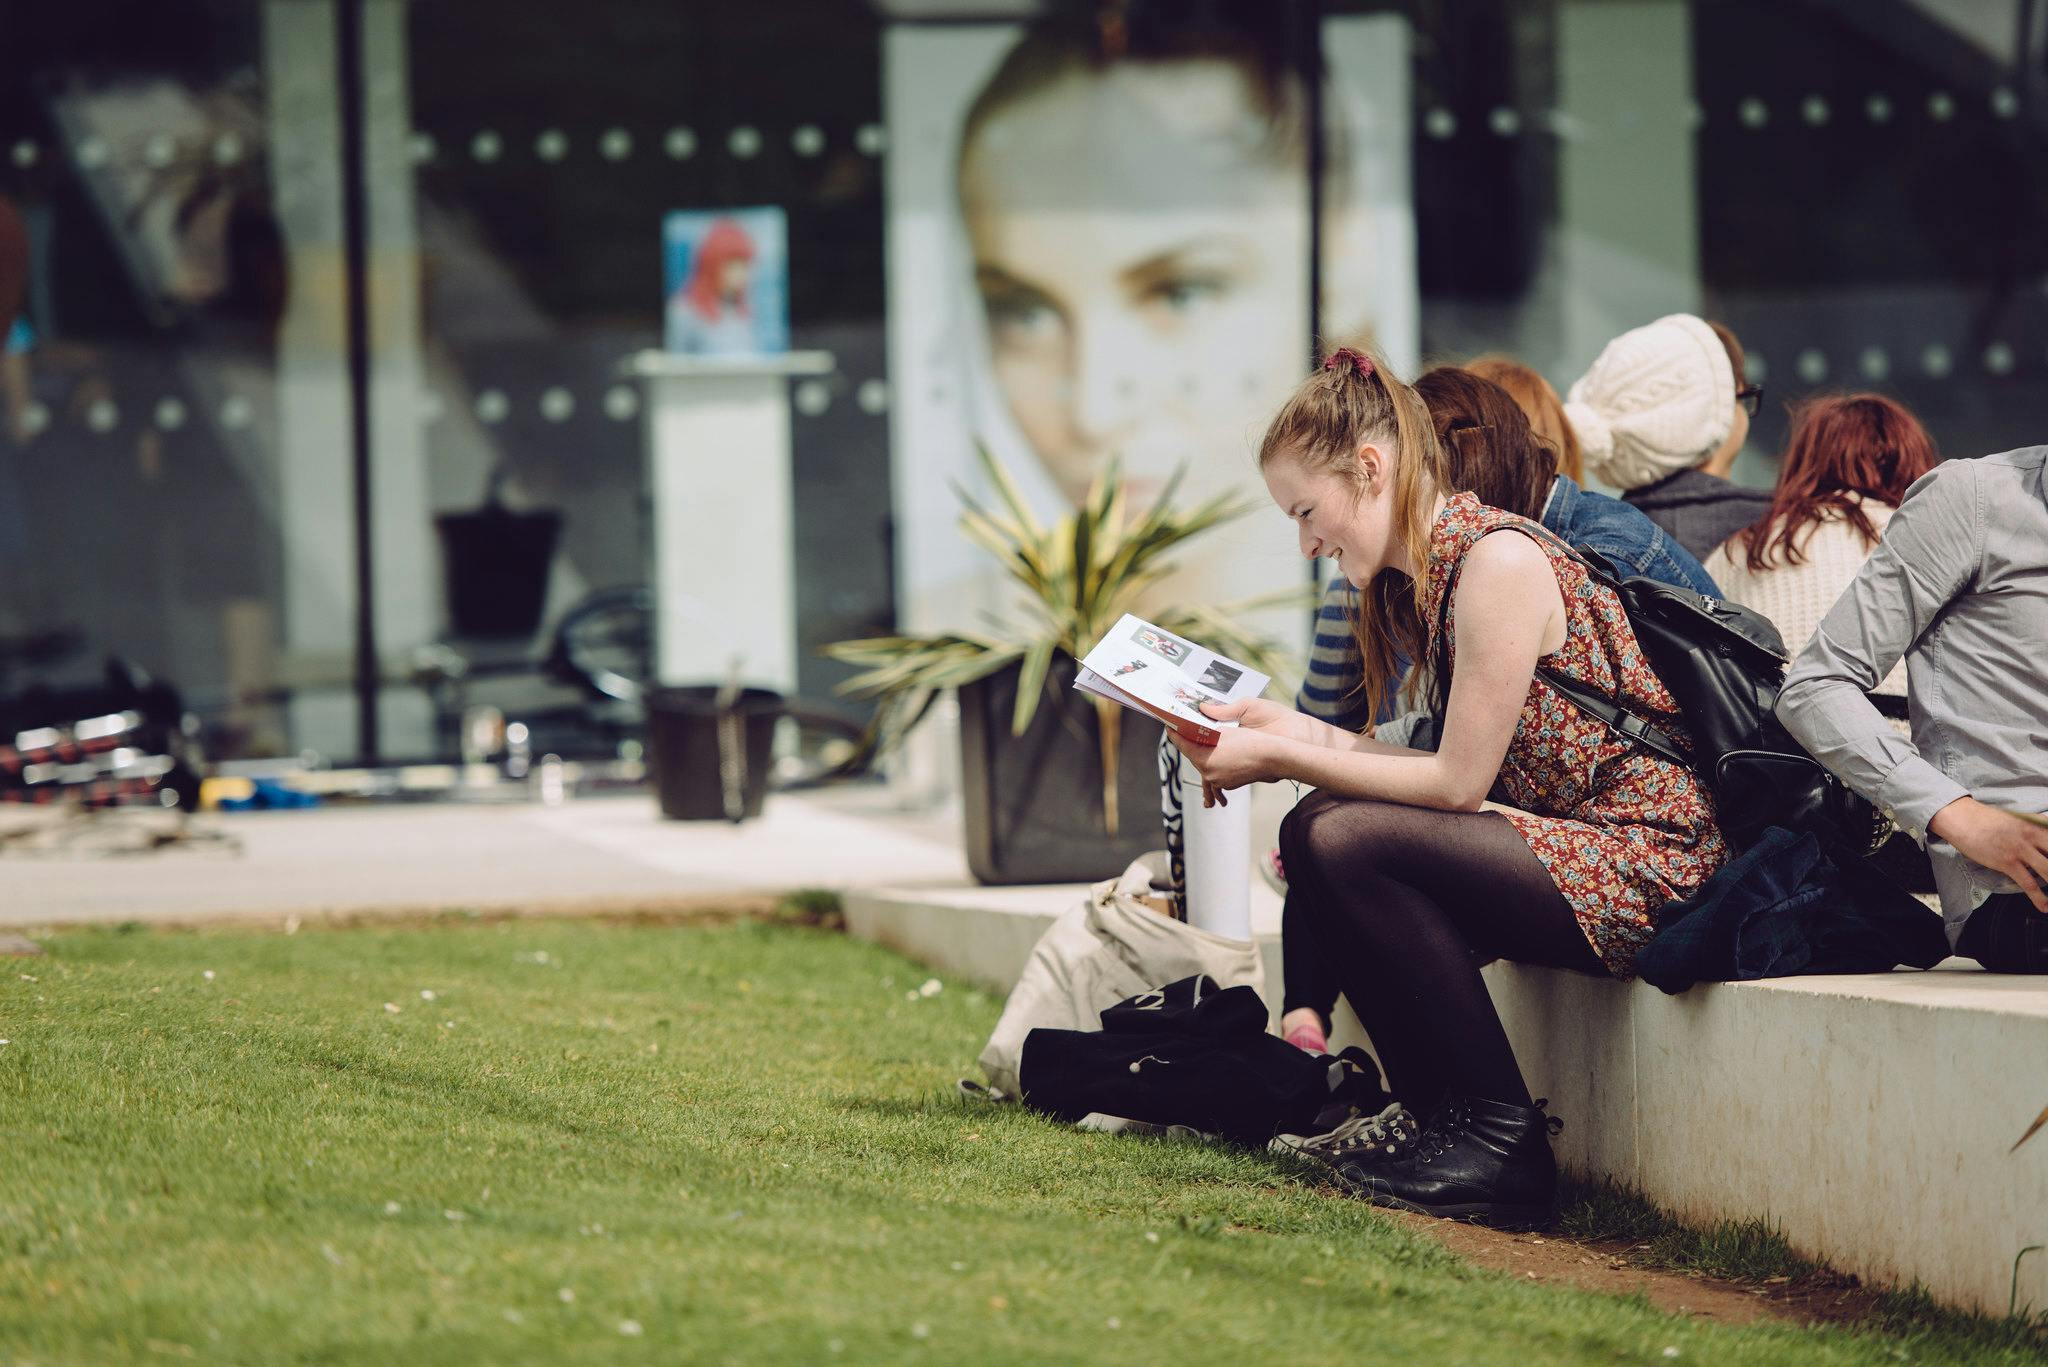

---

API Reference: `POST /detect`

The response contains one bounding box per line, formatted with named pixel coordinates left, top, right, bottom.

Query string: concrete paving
left=844, top=880, right=2048, bottom=1317
left=0, top=787, right=967, bottom=929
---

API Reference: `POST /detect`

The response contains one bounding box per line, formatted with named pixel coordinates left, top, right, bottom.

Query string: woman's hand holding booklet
left=1072, top=614, right=1270, bottom=745
left=1074, top=615, right=1284, bottom=807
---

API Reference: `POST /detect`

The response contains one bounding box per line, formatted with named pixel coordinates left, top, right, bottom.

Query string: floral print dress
left=1424, top=492, right=1729, bottom=976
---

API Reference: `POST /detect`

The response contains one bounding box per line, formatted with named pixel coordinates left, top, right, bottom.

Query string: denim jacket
left=1298, top=475, right=1724, bottom=732
left=1635, top=827, right=1948, bottom=993
left=1544, top=475, right=1721, bottom=598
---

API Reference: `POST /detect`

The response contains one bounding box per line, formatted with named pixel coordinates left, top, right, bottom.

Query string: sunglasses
left=1736, top=383, right=1764, bottom=418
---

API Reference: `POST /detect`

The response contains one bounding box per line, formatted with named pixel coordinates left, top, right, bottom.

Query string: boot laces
left=1274, top=1101, right=1418, bottom=1160
left=1415, top=1098, right=1563, bottom=1162
left=1414, top=1100, right=1473, bottom=1163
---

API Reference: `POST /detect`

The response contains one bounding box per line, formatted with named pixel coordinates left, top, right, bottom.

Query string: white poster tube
left=1178, top=761, right=1253, bottom=941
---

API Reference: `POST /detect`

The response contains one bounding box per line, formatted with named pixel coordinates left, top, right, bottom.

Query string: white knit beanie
left=1563, top=314, right=1735, bottom=491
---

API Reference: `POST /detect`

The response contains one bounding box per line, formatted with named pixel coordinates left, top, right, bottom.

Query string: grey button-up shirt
left=1777, top=446, right=2048, bottom=941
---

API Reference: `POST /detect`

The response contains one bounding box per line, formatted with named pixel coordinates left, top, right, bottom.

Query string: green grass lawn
left=0, top=918, right=2038, bottom=1364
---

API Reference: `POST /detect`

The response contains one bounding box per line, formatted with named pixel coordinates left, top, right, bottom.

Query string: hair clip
left=1322, top=348, right=1375, bottom=379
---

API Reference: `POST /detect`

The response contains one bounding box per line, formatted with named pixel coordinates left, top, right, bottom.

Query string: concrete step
left=844, top=881, right=2048, bottom=1317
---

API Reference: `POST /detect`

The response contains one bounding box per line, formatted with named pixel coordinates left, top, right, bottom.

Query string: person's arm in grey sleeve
left=1775, top=463, right=1980, bottom=838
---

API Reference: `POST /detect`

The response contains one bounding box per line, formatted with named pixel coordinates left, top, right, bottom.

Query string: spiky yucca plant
left=824, top=447, right=1307, bottom=834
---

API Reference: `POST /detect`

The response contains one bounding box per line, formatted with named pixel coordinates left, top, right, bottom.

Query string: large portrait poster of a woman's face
left=883, top=14, right=1417, bottom=667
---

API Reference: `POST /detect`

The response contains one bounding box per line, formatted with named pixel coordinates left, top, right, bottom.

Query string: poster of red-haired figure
left=663, top=208, right=789, bottom=356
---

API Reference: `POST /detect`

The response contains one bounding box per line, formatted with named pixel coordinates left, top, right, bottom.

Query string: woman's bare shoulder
left=1461, top=526, right=1555, bottom=579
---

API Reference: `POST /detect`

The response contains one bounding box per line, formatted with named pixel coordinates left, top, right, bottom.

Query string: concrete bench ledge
left=844, top=882, right=2048, bottom=1316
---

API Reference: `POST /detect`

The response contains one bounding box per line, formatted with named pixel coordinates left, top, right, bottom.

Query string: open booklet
left=1073, top=614, right=1270, bottom=746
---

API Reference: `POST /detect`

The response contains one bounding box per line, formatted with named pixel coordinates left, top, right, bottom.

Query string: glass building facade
left=3, top=0, right=2043, bottom=768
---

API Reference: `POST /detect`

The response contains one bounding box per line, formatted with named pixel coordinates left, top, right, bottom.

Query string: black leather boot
left=1957, top=894, right=2048, bottom=974
left=1321, top=1095, right=1561, bottom=1231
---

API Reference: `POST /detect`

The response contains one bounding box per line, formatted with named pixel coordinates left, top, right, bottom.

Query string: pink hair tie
left=1322, top=347, right=1375, bottom=379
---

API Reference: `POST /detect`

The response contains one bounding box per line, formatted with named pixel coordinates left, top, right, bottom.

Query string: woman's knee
left=1281, top=792, right=1408, bottom=886
left=1277, top=790, right=1337, bottom=872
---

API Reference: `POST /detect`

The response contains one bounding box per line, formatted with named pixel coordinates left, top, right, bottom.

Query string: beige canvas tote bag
left=976, top=855, right=1264, bottom=1099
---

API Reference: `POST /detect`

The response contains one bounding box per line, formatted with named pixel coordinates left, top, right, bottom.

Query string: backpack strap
left=1529, top=664, right=1691, bottom=769
left=1430, top=521, right=1691, bottom=770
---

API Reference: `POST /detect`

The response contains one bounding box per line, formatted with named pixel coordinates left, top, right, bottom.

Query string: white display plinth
left=628, top=350, right=834, bottom=694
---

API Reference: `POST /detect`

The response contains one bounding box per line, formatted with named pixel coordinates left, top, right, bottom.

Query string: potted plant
left=825, top=449, right=1301, bottom=885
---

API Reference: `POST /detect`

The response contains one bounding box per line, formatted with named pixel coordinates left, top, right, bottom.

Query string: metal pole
left=335, top=0, right=379, bottom=763
left=1300, top=0, right=1327, bottom=630
left=1302, top=0, right=1325, bottom=362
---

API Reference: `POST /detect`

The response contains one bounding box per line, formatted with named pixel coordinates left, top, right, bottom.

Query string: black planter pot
left=645, top=686, right=784, bottom=821
left=958, top=655, right=1165, bottom=885
left=435, top=504, right=563, bottom=639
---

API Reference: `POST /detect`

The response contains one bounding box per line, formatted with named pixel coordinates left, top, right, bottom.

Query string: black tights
left=1278, top=792, right=1607, bottom=1119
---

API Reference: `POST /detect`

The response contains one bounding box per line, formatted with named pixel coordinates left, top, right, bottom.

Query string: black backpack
left=1433, top=524, right=1889, bottom=855
left=1019, top=975, right=1392, bottom=1144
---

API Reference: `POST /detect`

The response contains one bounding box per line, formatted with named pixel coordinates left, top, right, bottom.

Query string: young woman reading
left=1171, top=348, right=1728, bottom=1227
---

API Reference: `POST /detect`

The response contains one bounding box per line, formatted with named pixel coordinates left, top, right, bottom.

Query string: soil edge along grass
left=3, top=919, right=2041, bottom=1364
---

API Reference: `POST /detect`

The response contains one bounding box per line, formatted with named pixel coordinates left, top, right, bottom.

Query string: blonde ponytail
left=1257, top=347, right=1442, bottom=728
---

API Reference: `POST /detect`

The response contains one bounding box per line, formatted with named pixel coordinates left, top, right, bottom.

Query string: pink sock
left=1284, top=1021, right=1328, bottom=1054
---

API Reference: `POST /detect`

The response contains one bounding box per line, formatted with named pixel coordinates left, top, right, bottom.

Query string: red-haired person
left=1465, top=356, right=1582, bottom=485
left=1704, top=394, right=1937, bottom=726
left=1173, top=347, right=1727, bottom=1228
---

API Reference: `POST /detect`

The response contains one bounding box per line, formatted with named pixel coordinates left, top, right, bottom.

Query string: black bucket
left=645, top=686, right=783, bottom=821
left=435, top=505, right=562, bottom=639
